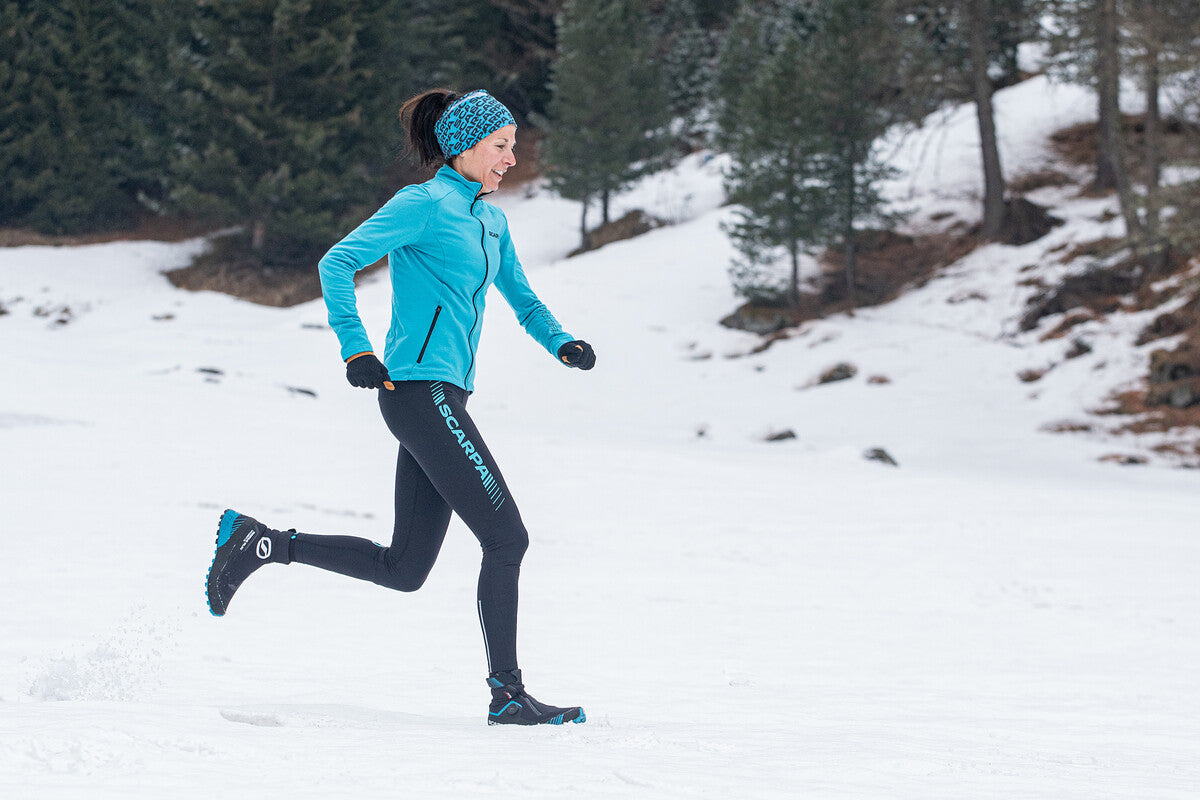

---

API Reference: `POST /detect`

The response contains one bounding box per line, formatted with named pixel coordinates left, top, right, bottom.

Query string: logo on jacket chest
left=487, top=231, right=499, bottom=239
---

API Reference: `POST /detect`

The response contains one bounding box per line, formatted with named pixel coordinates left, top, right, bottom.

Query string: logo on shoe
left=256, top=537, right=272, bottom=559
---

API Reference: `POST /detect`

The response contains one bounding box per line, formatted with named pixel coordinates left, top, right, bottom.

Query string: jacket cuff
left=549, top=332, right=576, bottom=358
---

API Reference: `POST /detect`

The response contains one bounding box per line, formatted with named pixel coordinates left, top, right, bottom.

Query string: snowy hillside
left=2, top=75, right=1199, bottom=798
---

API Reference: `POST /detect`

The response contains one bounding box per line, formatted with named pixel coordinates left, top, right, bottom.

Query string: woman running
left=205, top=88, right=595, bottom=726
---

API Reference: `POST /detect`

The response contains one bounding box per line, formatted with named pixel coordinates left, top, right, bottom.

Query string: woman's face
left=454, top=125, right=517, bottom=193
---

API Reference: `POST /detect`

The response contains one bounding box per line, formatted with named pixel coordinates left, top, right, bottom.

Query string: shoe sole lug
left=205, top=509, right=240, bottom=617
left=486, top=708, right=586, bottom=726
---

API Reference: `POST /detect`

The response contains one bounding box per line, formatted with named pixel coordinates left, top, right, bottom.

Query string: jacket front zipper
left=464, top=197, right=489, bottom=384
left=416, top=305, right=442, bottom=363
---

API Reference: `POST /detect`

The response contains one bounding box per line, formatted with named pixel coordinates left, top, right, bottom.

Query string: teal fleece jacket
left=318, top=166, right=574, bottom=391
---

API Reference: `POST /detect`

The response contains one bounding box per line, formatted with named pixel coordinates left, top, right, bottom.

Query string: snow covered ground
left=2, top=77, right=1199, bottom=798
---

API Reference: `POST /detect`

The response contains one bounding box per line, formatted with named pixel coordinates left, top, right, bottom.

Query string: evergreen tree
left=1124, top=0, right=1200, bottom=262
left=1094, top=0, right=1141, bottom=237
left=1042, top=1, right=1131, bottom=194
left=693, top=0, right=741, bottom=28
left=954, top=0, right=1042, bottom=239
left=810, top=0, right=916, bottom=301
left=716, top=2, right=831, bottom=306
left=991, top=0, right=1038, bottom=86
left=717, top=0, right=926, bottom=306
left=469, top=0, right=563, bottom=121
left=654, top=0, right=715, bottom=143
left=0, top=0, right=184, bottom=234
left=171, top=0, right=441, bottom=270
left=1042, top=0, right=1198, bottom=260
left=543, top=0, right=672, bottom=250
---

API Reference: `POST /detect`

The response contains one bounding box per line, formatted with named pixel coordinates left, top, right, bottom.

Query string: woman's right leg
left=272, top=380, right=529, bottom=673
left=288, top=438, right=453, bottom=592
left=377, top=380, right=529, bottom=675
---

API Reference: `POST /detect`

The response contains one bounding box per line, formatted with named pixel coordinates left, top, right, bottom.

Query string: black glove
left=345, top=352, right=392, bottom=389
left=557, top=340, right=596, bottom=370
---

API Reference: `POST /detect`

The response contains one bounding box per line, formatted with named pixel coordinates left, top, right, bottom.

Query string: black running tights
left=288, top=380, right=528, bottom=673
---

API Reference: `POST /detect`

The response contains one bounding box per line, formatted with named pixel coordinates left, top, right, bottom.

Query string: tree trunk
left=601, top=187, right=610, bottom=226
left=1094, top=0, right=1120, bottom=191
left=579, top=197, right=590, bottom=251
left=844, top=228, right=857, bottom=305
left=843, top=153, right=857, bottom=305
left=1143, top=39, right=1162, bottom=244
left=785, top=173, right=800, bottom=308
left=1096, top=0, right=1143, bottom=241
left=788, top=241, right=800, bottom=308
left=969, top=0, right=1006, bottom=240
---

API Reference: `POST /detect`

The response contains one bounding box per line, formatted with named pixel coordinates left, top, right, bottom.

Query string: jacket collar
left=434, top=165, right=487, bottom=201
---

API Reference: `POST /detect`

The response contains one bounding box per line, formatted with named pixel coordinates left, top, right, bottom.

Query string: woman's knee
left=376, top=572, right=431, bottom=592
left=374, top=551, right=435, bottom=592
left=483, top=525, right=528, bottom=565
left=511, top=528, right=530, bottom=561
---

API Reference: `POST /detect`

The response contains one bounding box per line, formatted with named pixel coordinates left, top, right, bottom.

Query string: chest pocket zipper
left=417, top=305, right=442, bottom=363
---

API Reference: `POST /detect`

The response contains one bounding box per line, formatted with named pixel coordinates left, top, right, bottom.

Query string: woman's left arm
left=493, top=222, right=577, bottom=359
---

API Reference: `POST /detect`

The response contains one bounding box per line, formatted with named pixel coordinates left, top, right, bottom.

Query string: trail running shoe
left=205, top=509, right=289, bottom=616
left=487, top=669, right=586, bottom=726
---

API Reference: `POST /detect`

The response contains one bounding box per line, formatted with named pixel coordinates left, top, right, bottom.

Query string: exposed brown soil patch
left=1042, top=420, right=1094, bottom=433
left=1039, top=310, right=1098, bottom=340
left=990, top=197, right=1065, bottom=245
left=1062, top=237, right=1126, bottom=262
left=1022, top=237, right=1200, bottom=447
left=1129, top=408, right=1200, bottom=433
left=721, top=306, right=813, bottom=337
left=1020, top=255, right=1142, bottom=331
left=1084, top=366, right=1200, bottom=466
left=1149, top=442, right=1200, bottom=464
left=1049, top=114, right=1200, bottom=185
left=1098, top=453, right=1150, bottom=465
left=820, top=229, right=981, bottom=306
left=569, top=209, right=666, bottom=256
left=1095, top=389, right=1145, bottom=417
left=0, top=216, right=213, bottom=247
left=1008, top=169, right=1076, bottom=194
left=1020, top=242, right=1190, bottom=333
left=1018, top=367, right=1048, bottom=383
left=1137, top=295, right=1200, bottom=346
left=1050, top=120, right=1110, bottom=170
left=1146, top=334, right=1200, bottom=409
left=723, top=229, right=981, bottom=333
left=166, top=259, right=325, bottom=307
left=164, top=234, right=386, bottom=307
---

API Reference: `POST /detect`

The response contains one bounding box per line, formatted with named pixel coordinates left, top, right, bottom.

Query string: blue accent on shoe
left=549, top=713, right=564, bottom=725
left=487, top=677, right=504, bottom=688
left=207, top=510, right=240, bottom=616
left=216, top=509, right=239, bottom=547
left=489, top=701, right=522, bottom=717
left=575, top=711, right=586, bottom=724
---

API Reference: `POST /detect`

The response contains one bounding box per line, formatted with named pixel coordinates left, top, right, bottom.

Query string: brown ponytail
left=399, top=89, right=458, bottom=169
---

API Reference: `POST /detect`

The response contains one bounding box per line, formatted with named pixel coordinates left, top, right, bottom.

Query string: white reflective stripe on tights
left=477, top=600, right=492, bottom=673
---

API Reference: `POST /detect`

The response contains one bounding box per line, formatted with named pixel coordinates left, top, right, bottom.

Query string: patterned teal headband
left=435, top=90, right=517, bottom=158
